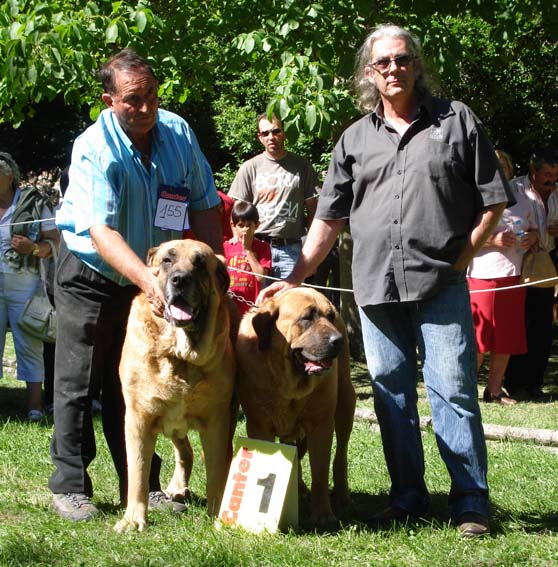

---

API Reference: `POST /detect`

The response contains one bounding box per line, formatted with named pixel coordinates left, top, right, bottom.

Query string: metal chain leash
left=227, top=289, right=257, bottom=309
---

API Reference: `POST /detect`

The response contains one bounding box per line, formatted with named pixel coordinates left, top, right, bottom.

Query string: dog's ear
left=214, top=258, right=230, bottom=295
left=146, top=245, right=160, bottom=267
left=252, top=302, right=279, bottom=350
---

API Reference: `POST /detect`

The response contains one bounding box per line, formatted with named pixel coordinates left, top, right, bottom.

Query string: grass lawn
left=1, top=332, right=558, bottom=567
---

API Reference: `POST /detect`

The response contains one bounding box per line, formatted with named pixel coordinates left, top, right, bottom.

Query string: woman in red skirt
left=467, top=151, right=538, bottom=405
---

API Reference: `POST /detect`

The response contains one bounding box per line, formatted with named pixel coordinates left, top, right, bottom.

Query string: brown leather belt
left=258, top=235, right=301, bottom=247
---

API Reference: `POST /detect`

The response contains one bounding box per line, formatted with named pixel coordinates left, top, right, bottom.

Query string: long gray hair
left=0, top=152, right=20, bottom=191
left=354, top=24, right=429, bottom=113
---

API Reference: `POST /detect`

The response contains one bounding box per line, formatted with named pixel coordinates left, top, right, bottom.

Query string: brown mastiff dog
left=236, top=287, right=356, bottom=529
left=114, top=239, right=236, bottom=532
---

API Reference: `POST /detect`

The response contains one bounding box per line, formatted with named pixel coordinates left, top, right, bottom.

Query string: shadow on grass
left=334, top=493, right=558, bottom=535
left=350, top=363, right=372, bottom=402
left=0, top=383, right=55, bottom=428
left=0, top=382, right=30, bottom=422
left=0, top=540, right=61, bottom=567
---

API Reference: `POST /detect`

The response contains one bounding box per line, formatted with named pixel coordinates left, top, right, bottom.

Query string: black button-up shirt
left=316, top=93, right=513, bottom=306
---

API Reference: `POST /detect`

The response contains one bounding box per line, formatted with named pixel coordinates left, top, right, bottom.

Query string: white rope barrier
left=227, top=265, right=558, bottom=295
left=469, top=276, right=558, bottom=292
left=3, top=217, right=554, bottom=295
left=0, top=217, right=56, bottom=229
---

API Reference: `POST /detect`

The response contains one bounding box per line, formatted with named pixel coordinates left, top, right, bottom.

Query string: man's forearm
left=453, top=202, right=506, bottom=271
left=90, top=224, right=167, bottom=314
left=288, top=218, right=346, bottom=284
left=89, top=224, right=153, bottom=291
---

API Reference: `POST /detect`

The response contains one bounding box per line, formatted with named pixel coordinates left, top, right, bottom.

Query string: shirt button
left=394, top=194, right=400, bottom=199
left=397, top=170, right=402, bottom=175
left=394, top=220, right=398, bottom=224
left=395, top=245, right=400, bottom=250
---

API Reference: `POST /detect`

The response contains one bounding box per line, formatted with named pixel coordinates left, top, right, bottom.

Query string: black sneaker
left=53, top=493, right=99, bottom=522
left=147, top=491, right=187, bottom=513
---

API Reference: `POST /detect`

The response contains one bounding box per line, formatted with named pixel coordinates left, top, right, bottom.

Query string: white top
left=468, top=176, right=538, bottom=278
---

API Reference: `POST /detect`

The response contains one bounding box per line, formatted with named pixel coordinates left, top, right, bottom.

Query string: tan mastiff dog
left=236, top=287, right=356, bottom=529
left=114, top=239, right=236, bottom=532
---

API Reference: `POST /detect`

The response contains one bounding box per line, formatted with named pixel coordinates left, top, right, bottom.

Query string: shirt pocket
left=412, top=141, right=455, bottom=181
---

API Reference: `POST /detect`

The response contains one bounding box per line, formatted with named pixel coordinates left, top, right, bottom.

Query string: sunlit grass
left=1, top=331, right=558, bottom=566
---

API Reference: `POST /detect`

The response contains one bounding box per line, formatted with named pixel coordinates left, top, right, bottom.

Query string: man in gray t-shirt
left=228, top=113, right=318, bottom=279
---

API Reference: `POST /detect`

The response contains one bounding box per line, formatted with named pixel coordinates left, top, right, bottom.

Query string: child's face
left=231, top=219, right=258, bottom=238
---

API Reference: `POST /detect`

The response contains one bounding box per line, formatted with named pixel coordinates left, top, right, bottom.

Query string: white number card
left=154, top=184, right=190, bottom=231
left=216, top=436, right=298, bottom=533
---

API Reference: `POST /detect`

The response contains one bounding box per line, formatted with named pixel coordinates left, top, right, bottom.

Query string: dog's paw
left=113, top=516, right=147, bottom=533
left=164, top=485, right=189, bottom=503
left=331, top=487, right=352, bottom=510
left=311, top=512, right=341, bottom=533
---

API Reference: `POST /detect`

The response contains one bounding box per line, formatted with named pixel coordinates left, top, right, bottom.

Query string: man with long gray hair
left=260, top=23, right=513, bottom=536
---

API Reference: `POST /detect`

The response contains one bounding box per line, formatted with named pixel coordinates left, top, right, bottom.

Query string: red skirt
left=468, top=276, right=527, bottom=354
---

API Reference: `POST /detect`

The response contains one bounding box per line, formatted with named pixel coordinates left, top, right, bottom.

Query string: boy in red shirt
left=224, top=201, right=272, bottom=315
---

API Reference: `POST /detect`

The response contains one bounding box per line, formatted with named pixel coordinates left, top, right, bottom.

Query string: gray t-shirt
left=316, top=93, right=513, bottom=306
left=229, top=152, right=318, bottom=240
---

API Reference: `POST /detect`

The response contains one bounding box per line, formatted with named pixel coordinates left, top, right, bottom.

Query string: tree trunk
left=355, top=408, right=558, bottom=446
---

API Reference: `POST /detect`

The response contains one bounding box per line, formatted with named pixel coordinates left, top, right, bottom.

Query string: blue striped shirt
left=57, top=108, right=219, bottom=285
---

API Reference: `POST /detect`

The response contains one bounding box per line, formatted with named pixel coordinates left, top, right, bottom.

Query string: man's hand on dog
left=145, top=268, right=166, bottom=317
left=257, top=279, right=298, bottom=304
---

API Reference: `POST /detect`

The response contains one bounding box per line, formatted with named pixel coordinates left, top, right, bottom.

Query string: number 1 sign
left=216, top=437, right=298, bottom=533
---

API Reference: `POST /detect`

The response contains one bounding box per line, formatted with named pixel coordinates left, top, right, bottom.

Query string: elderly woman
left=0, top=152, right=59, bottom=420
left=467, top=150, right=536, bottom=405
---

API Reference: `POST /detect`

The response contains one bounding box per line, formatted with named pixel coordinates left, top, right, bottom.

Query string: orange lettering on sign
left=220, top=509, right=238, bottom=524
left=220, top=447, right=254, bottom=525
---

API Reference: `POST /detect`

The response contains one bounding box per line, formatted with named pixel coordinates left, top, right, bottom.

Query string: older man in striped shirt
left=49, top=49, right=223, bottom=522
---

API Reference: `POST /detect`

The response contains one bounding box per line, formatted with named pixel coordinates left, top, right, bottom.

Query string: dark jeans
left=504, top=286, right=554, bottom=395
left=48, top=238, right=161, bottom=501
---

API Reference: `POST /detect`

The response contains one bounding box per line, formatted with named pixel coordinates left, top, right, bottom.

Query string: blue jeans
left=0, top=271, right=44, bottom=382
left=271, top=241, right=302, bottom=280
left=359, top=272, right=489, bottom=520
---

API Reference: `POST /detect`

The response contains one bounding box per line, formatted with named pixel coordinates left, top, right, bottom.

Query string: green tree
left=221, top=0, right=557, bottom=146
left=2, top=0, right=557, bottom=150
left=0, top=1, right=158, bottom=124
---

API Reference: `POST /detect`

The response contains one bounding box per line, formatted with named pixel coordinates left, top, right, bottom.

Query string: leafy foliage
left=0, top=0, right=556, bottom=172
left=0, top=1, right=157, bottom=124
left=223, top=0, right=558, bottom=154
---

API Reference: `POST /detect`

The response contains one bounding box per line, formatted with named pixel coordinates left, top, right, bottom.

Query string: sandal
left=482, top=388, right=518, bottom=406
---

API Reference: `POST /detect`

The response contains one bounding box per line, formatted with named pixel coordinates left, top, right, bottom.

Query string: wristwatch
left=31, top=243, right=40, bottom=256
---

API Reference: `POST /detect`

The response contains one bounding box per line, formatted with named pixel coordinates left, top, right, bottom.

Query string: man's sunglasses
left=259, top=128, right=282, bottom=137
left=370, top=54, right=415, bottom=73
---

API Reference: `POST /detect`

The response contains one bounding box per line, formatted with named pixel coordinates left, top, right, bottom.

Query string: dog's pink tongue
left=169, top=304, right=194, bottom=321
left=304, top=359, right=333, bottom=373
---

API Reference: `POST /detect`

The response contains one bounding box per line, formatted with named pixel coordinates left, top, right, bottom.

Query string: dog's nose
left=328, top=333, right=343, bottom=351
left=169, top=270, right=191, bottom=289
